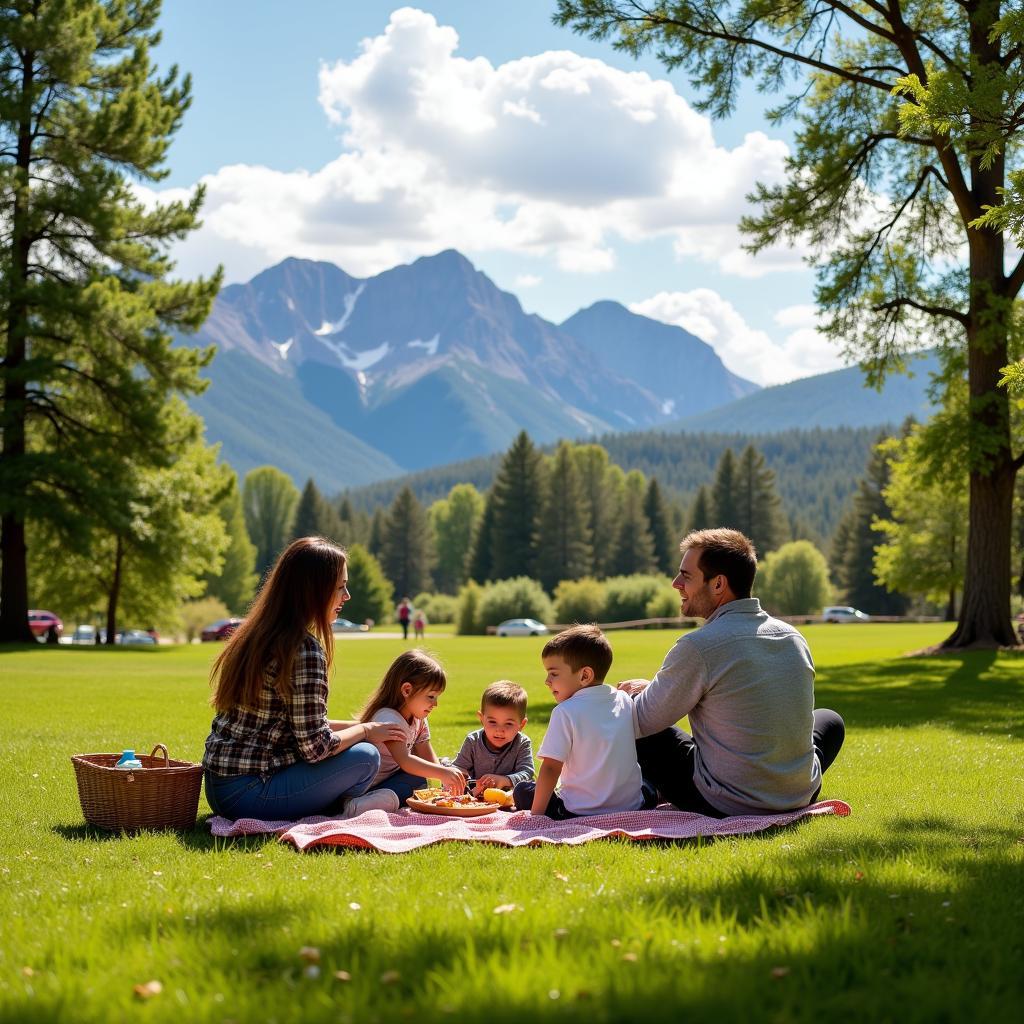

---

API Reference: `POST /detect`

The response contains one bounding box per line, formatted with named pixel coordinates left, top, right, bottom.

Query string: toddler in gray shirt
left=453, top=681, right=535, bottom=797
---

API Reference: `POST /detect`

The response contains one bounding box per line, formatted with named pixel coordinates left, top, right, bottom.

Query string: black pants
left=635, top=708, right=846, bottom=817
left=400, top=619, right=409, bottom=639
left=512, top=779, right=659, bottom=820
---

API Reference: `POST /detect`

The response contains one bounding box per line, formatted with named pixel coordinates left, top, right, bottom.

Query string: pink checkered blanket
left=207, top=799, right=850, bottom=853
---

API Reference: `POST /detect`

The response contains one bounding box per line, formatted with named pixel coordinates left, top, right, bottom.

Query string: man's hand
left=617, top=678, right=650, bottom=697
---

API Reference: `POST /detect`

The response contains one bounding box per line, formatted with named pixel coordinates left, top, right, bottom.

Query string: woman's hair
left=359, top=649, right=446, bottom=723
left=210, top=536, right=347, bottom=710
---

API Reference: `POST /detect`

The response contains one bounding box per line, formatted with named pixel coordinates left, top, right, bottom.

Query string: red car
left=201, top=618, right=243, bottom=642
left=29, top=609, right=63, bottom=640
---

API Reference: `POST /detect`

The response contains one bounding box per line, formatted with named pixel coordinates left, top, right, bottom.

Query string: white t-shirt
left=538, top=684, right=643, bottom=815
left=369, top=707, right=430, bottom=785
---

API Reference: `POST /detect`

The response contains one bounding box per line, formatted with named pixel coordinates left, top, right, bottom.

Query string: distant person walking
left=620, top=528, right=845, bottom=817
left=397, top=597, right=412, bottom=640
left=413, top=609, right=426, bottom=640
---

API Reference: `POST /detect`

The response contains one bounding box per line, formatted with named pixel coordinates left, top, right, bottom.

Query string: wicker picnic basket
left=71, top=743, right=204, bottom=831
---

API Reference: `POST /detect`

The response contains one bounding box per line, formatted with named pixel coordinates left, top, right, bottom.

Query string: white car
left=496, top=618, right=549, bottom=637
left=822, top=606, right=871, bottom=623
left=332, top=617, right=369, bottom=633
left=70, top=624, right=97, bottom=645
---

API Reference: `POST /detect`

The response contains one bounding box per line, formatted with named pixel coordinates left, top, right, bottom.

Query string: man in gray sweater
left=620, top=528, right=845, bottom=817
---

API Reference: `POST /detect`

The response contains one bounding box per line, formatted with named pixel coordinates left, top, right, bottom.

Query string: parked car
left=822, top=606, right=871, bottom=623
left=120, top=629, right=158, bottom=646
left=28, top=609, right=63, bottom=639
left=496, top=617, right=549, bottom=637
left=332, top=617, right=369, bottom=633
left=201, top=617, right=243, bottom=642
left=70, top=624, right=97, bottom=645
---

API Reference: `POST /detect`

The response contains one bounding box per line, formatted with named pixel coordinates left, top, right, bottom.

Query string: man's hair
left=541, top=624, right=613, bottom=682
left=481, top=680, right=528, bottom=717
left=680, top=528, right=757, bottom=598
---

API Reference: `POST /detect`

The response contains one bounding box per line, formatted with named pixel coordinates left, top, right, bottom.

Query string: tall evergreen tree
left=0, top=0, right=220, bottom=642
left=734, top=445, right=787, bottom=556
left=379, top=486, right=436, bottom=598
left=368, top=507, right=386, bottom=558
left=834, top=439, right=909, bottom=615
left=243, top=467, right=299, bottom=579
left=537, top=442, right=593, bottom=592
left=489, top=431, right=544, bottom=581
left=571, top=444, right=621, bottom=577
left=292, top=479, right=344, bottom=543
left=203, top=472, right=258, bottom=613
left=611, top=471, right=656, bottom=576
left=688, top=485, right=713, bottom=534
left=711, top=449, right=740, bottom=529
left=467, top=495, right=496, bottom=584
left=643, top=477, right=675, bottom=572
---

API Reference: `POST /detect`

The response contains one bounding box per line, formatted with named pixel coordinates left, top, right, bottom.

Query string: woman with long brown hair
left=202, top=537, right=406, bottom=820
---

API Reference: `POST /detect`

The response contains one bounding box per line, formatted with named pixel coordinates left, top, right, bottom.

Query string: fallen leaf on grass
left=771, top=967, right=790, bottom=979
left=20, top=967, right=33, bottom=977
left=380, top=970, right=400, bottom=985
left=621, top=952, right=638, bottom=962
left=554, top=873, right=569, bottom=882
left=493, top=903, right=521, bottom=914
left=133, top=980, right=163, bottom=999
left=298, top=947, right=321, bottom=964
left=334, top=971, right=351, bottom=982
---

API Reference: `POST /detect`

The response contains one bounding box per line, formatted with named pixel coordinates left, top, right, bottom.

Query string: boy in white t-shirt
left=513, top=625, right=657, bottom=819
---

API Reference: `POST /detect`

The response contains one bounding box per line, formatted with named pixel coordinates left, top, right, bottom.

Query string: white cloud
left=630, top=291, right=848, bottom=386
left=514, top=273, right=542, bottom=288
left=147, top=7, right=795, bottom=284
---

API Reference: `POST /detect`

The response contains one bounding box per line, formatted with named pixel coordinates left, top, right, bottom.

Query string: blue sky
left=151, top=2, right=840, bottom=385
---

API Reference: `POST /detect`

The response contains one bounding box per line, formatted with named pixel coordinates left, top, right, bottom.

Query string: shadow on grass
left=815, top=651, right=1024, bottom=734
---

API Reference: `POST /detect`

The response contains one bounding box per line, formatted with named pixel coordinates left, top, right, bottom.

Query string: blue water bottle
left=114, top=749, right=143, bottom=770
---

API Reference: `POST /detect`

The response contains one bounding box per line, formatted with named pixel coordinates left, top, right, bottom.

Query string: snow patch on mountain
left=407, top=334, right=440, bottom=356
left=273, top=337, right=294, bottom=359
left=314, top=283, right=366, bottom=337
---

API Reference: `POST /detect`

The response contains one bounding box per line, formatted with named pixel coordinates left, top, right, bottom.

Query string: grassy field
left=1, top=625, right=1022, bottom=1023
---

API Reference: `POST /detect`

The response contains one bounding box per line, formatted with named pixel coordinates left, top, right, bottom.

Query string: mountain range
left=179, top=250, right=938, bottom=492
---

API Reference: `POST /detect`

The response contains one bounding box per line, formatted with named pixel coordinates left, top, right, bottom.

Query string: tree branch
left=872, top=296, right=969, bottom=325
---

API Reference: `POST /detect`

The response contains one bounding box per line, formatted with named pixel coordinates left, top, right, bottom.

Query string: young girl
left=202, top=537, right=407, bottom=821
left=357, top=650, right=467, bottom=810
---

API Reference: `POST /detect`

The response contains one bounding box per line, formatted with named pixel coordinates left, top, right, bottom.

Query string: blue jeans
left=204, top=742, right=380, bottom=820
left=371, top=769, right=427, bottom=805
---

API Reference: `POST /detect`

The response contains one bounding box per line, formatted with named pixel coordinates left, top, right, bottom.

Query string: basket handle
left=149, top=743, right=170, bottom=767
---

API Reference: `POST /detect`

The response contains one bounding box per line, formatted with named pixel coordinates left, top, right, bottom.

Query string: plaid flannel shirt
left=203, top=634, right=341, bottom=777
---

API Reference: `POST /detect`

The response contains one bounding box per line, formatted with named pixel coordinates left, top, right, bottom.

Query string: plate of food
left=406, top=789, right=502, bottom=817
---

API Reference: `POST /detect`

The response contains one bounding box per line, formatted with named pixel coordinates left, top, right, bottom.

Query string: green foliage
left=643, top=477, right=676, bottom=572
left=873, top=430, right=967, bottom=617
left=342, top=543, right=394, bottom=627
left=645, top=588, right=682, bottom=619
left=179, top=596, right=230, bottom=644
left=413, top=592, right=458, bottom=625
left=688, top=484, right=713, bottom=534
left=756, top=541, right=832, bottom=616
left=553, top=577, right=606, bottom=625
left=602, top=574, right=669, bottom=622
left=202, top=472, right=258, bottom=614
left=429, top=483, right=484, bottom=594
left=379, top=486, right=436, bottom=599
left=734, top=445, right=787, bottom=555
left=242, top=466, right=299, bottom=579
left=455, top=579, right=484, bottom=635
left=537, top=441, right=593, bottom=590
left=476, top=577, right=555, bottom=631
left=291, top=478, right=345, bottom=545
left=489, top=431, right=545, bottom=580
left=0, top=0, right=221, bottom=641
left=611, top=470, right=656, bottom=575
left=571, top=443, right=623, bottom=577
left=711, top=448, right=739, bottom=528
left=466, top=495, right=495, bottom=584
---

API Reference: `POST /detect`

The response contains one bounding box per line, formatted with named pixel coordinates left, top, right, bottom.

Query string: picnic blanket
left=207, top=799, right=850, bottom=853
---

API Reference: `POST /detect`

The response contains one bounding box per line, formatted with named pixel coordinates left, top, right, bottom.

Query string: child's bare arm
left=531, top=757, right=563, bottom=815
left=412, top=739, right=440, bottom=765
left=384, top=740, right=466, bottom=791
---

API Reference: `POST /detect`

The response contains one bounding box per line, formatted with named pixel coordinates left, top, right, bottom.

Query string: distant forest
left=344, top=426, right=888, bottom=544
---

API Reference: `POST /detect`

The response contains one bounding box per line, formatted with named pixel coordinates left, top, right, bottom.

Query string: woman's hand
left=435, top=764, right=467, bottom=793
left=362, top=721, right=408, bottom=745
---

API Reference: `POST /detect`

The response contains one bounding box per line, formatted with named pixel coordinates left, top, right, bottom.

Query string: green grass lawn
left=1, top=625, right=1022, bottom=1023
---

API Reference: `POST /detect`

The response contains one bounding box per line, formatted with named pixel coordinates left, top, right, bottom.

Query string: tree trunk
left=0, top=48, right=37, bottom=645
left=945, top=586, right=956, bottom=622
left=106, top=536, right=123, bottom=645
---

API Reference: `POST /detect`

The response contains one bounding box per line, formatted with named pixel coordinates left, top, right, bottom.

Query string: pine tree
left=467, top=496, right=496, bottom=583
left=379, top=486, right=436, bottom=598
left=243, top=467, right=300, bottom=579
left=734, top=445, right=786, bottom=556
left=571, top=444, right=621, bottom=577
left=342, top=543, right=394, bottom=626
left=368, top=507, right=386, bottom=558
left=711, top=449, right=740, bottom=529
left=0, top=1, right=220, bottom=642
left=292, top=479, right=344, bottom=543
left=643, top=477, right=675, bottom=573
left=537, top=442, right=593, bottom=591
left=688, top=485, right=713, bottom=534
left=611, top=471, right=656, bottom=576
left=489, top=431, right=544, bottom=580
